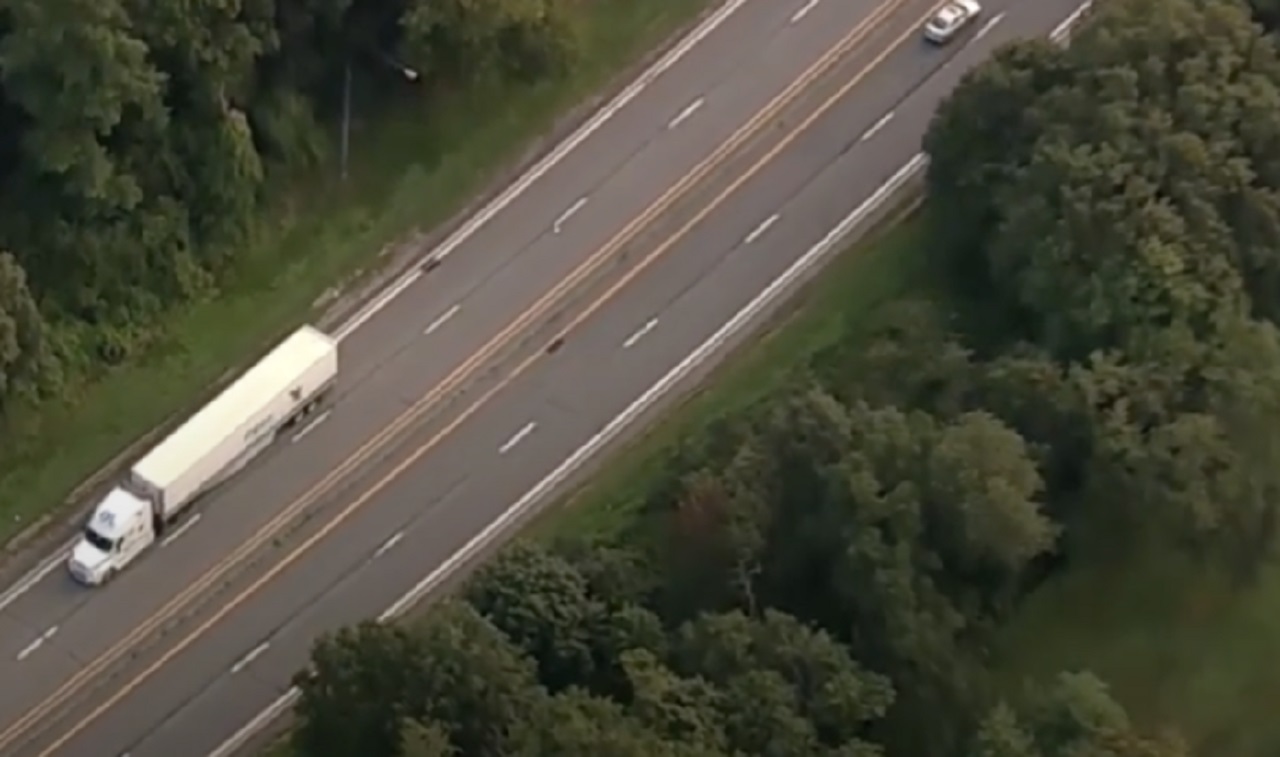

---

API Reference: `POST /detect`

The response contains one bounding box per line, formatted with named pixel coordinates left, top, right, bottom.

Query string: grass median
left=0, top=0, right=714, bottom=549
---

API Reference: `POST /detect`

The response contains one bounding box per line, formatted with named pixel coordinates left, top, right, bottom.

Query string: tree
left=974, top=671, right=1191, bottom=757
left=834, top=298, right=976, bottom=417
left=990, top=121, right=1249, bottom=357
left=0, top=0, right=586, bottom=422
left=293, top=621, right=429, bottom=757
left=0, top=0, right=183, bottom=326
left=971, top=347, right=1087, bottom=499
left=465, top=542, right=603, bottom=691
left=556, top=538, right=661, bottom=607
left=926, top=0, right=1280, bottom=356
left=672, top=610, right=893, bottom=755
left=69, top=0, right=1280, bottom=753
left=409, top=601, right=548, bottom=757
left=653, top=393, right=972, bottom=752
left=619, top=648, right=730, bottom=753
left=0, top=251, right=47, bottom=406
left=1075, top=317, right=1280, bottom=573
left=1252, top=0, right=1280, bottom=28
left=714, top=669, right=824, bottom=756
left=522, top=687, right=728, bottom=757
left=923, top=39, right=1074, bottom=280
left=972, top=703, right=1039, bottom=757
left=253, top=0, right=352, bottom=100
left=584, top=602, right=669, bottom=700
left=400, top=0, right=577, bottom=86
left=466, top=541, right=670, bottom=698
left=922, top=411, right=1058, bottom=600
left=398, top=718, right=456, bottom=757
left=292, top=602, right=548, bottom=757
left=920, top=0, right=1280, bottom=581
left=662, top=436, right=776, bottom=618
left=0, top=0, right=163, bottom=196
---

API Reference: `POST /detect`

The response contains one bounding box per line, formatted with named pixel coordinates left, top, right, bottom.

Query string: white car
left=923, top=0, right=982, bottom=44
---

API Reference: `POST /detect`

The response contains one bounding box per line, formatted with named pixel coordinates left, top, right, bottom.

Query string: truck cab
left=67, top=488, right=157, bottom=585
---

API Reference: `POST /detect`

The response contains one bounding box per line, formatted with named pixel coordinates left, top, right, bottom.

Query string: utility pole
left=340, top=60, right=352, bottom=182
left=339, top=55, right=418, bottom=182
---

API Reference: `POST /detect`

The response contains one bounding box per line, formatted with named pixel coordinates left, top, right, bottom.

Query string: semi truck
left=67, top=325, right=339, bottom=586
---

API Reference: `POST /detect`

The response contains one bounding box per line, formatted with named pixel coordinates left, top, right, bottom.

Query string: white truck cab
left=65, top=325, right=338, bottom=588
left=68, top=488, right=158, bottom=585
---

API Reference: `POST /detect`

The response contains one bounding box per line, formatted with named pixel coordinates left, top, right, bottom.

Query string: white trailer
left=68, top=325, right=338, bottom=586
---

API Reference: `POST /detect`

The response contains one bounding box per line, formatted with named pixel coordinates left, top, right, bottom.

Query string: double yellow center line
left=2, top=0, right=948, bottom=752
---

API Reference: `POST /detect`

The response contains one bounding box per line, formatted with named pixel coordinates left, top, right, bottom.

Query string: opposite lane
left=0, top=0, right=812, bottom=637
left=23, top=0, right=1088, bottom=754
left=0, top=0, right=863, bottom=669
left=0, top=0, right=902, bottom=750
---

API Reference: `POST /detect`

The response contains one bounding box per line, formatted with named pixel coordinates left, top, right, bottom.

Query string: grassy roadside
left=0, top=0, right=713, bottom=548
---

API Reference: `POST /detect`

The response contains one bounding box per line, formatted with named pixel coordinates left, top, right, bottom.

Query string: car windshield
left=82, top=525, right=115, bottom=553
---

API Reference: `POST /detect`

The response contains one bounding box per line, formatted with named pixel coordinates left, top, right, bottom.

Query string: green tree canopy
left=927, top=0, right=1280, bottom=357
left=0, top=251, right=46, bottom=407
left=974, top=672, right=1191, bottom=757
left=0, top=0, right=580, bottom=415
left=289, top=1, right=1277, bottom=754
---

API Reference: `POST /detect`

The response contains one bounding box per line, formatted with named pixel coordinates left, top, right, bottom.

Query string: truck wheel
left=102, top=567, right=117, bottom=585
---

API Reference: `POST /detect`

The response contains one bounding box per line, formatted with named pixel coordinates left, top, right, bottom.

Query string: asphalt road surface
left=0, top=0, right=1087, bottom=754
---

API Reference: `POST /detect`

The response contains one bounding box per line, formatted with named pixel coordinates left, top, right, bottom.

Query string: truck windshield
left=82, top=526, right=115, bottom=553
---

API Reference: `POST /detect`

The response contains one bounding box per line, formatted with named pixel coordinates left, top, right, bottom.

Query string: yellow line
left=9, top=1, right=940, bottom=753
left=0, top=4, right=897, bottom=745
left=35, top=1, right=948, bottom=751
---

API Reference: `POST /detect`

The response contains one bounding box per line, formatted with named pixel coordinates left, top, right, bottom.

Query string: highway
left=0, top=0, right=1088, bottom=754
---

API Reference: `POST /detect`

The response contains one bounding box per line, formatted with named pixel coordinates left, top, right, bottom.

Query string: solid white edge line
left=208, top=1, right=1096, bottom=751
left=332, top=269, right=423, bottom=341
left=0, top=0, right=756, bottom=634
left=376, top=151, right=923, bottom=625
left=1050, top=0, right=1092, bottom=43
left=201, top=151, right=922, bottom=757
left=331, top=0, right=753, bottom=343
left=0, top=546, right=72, bottom=613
